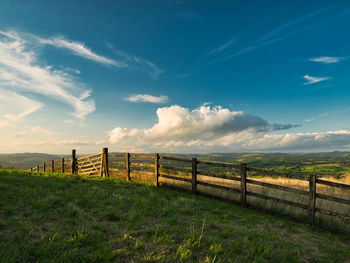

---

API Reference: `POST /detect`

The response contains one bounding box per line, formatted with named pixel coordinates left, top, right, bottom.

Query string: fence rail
left=27, top=148, right=350, bottom=235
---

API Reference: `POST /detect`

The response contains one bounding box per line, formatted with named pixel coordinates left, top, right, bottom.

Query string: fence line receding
left=27, top=147, right=350, bottom=235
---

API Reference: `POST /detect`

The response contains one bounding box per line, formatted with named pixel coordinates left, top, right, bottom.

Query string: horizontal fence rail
left=26, top=148, right=350, bottom=235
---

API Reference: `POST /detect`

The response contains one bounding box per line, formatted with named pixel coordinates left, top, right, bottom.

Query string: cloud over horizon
left=108, top=104, right=300, bottom=152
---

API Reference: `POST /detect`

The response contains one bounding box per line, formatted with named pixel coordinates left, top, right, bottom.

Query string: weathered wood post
left=126, top=153, right=130, bottom=181
left=72, top=149, right=76, bottom=174
left=240, top=163, right=247, bottom=207
left=51, top=160, right=54, bottom=173
left=192, top=158, right=197, bottom=194
left=61, top=158, right=65, bottom=173
left=105, top=148, right=109, bottom=177
left=100, top=147, right=109, bottom=177
left=30, top=167, right=33, bottom=172
left=100, top=149, right=105, bottom=177
left=308, top=174, right=316, bottom=225
left=37, top=164, right=39, bottom=172
left=43, top=162, right=46, bottom=172
left=155, top=153, right=159, bottom=187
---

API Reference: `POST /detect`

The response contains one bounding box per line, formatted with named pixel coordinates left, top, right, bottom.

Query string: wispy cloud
left=0, top=29, right=95, bottom=120
left=37, top=34, right=162, bottom=78
left=107, top=44, right=164, bottom=78
left=303, top=75, right=331, bottom=85
left=309, top=56, right=344, bottom=64
left=0, top=90, right=42, bottom=127
left=38, top=36, right=127, bottom=67
left=204, top=3, right=349, bottom=64
left=124, top=94, right=168, bottom=103
left=209, top=38, right=235, bottom=54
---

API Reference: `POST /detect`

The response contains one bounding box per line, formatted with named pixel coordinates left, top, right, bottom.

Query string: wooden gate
left=76, top=152, right=102, bottom=175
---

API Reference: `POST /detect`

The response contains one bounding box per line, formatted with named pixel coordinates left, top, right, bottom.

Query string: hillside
left=0, top=153, right=69, bottom=170
left=0, top=170, right=349, bottom=262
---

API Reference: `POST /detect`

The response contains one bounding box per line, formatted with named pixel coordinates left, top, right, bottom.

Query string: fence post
left=51, top=160, right=54, bottom=173
left=72, top=149, right=76, bottom=174
left=61, top=158, right=65, bottom=173
left=240, top=163, right=247, bottom=207
left=308, top=174, right=316, bottom=225
left=126, top=153, right=130, bottom=181
left=37, top=165, right=39, bottom=172
left=155, top=153, right=159, bottom=187
left=30, top=167, right=33, bottom=172
left=192, top=158, right=197, bottom=194
left=43, top=162, right=46, bottom=172
left=100, top=149, right=105, bottom=177
left=101, top=147, right=109, bottom=177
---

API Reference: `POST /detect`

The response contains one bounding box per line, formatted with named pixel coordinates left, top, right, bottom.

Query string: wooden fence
left=28, top=148, right=350, bottom=235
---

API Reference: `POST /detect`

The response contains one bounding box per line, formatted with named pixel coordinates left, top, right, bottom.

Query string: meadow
left=1, top=169, right=350, bottom=262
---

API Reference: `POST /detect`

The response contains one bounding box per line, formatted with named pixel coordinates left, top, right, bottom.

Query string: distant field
left=1, top=170, right=350, bottom=262
left=2, top=152, right=350, bottom=179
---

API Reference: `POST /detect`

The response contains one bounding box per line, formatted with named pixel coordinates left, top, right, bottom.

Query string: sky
left=1, top=0, right=350, bottom=154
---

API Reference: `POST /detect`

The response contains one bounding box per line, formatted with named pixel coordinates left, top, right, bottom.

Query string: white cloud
left=0, top=90, right=42, bottom=126
left=124, top=94, right=168, bottom=103
left=244, top=130, right=350, bottom=151
left=108, top=104, right=296, bottom=151
left=0, top=29, right=95, bottom=120
left=38, top=36, right=127, bottom=67
left=303, top=75, right=330, bottom=85
left=309, top=56, right=343, bottom=64
left=107, top=104, right=350, bottom=152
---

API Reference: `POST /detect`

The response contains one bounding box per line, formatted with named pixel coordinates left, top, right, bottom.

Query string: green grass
left=0, top=170, right=350, bottom=262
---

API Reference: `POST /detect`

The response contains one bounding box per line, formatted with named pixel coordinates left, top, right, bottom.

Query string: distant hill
left=0, top=153, right=70, bottom=170
left=1, top=151, right=350, bottom=177
left=160, top=151, right=350, bottom=178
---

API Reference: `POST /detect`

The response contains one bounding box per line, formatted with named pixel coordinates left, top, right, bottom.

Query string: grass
left=1, top=169, right=350, bottom=262
left=128, top=166, right=350, bottom=233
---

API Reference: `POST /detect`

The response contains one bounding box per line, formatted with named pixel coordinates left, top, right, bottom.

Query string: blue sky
left=1, top=0, right=350, bottom=153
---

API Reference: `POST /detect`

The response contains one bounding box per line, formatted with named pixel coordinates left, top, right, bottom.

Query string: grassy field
left=1, top=170, right=350, bottom=262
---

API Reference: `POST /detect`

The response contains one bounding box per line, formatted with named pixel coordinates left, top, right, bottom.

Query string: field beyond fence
left=28, top=148, right=350, bottom=235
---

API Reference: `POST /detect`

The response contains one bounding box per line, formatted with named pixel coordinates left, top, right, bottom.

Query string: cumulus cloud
left=108, top=105, right=297, bottom=151
left=107, top=104, right=350, bottom=152
left=0, top=29, right=95, bottom=119
left=124, top=94, right=168, bottom=103
left=309, top=56, right=344, bottom=64
left=303, top=75, right=330, bottom=85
